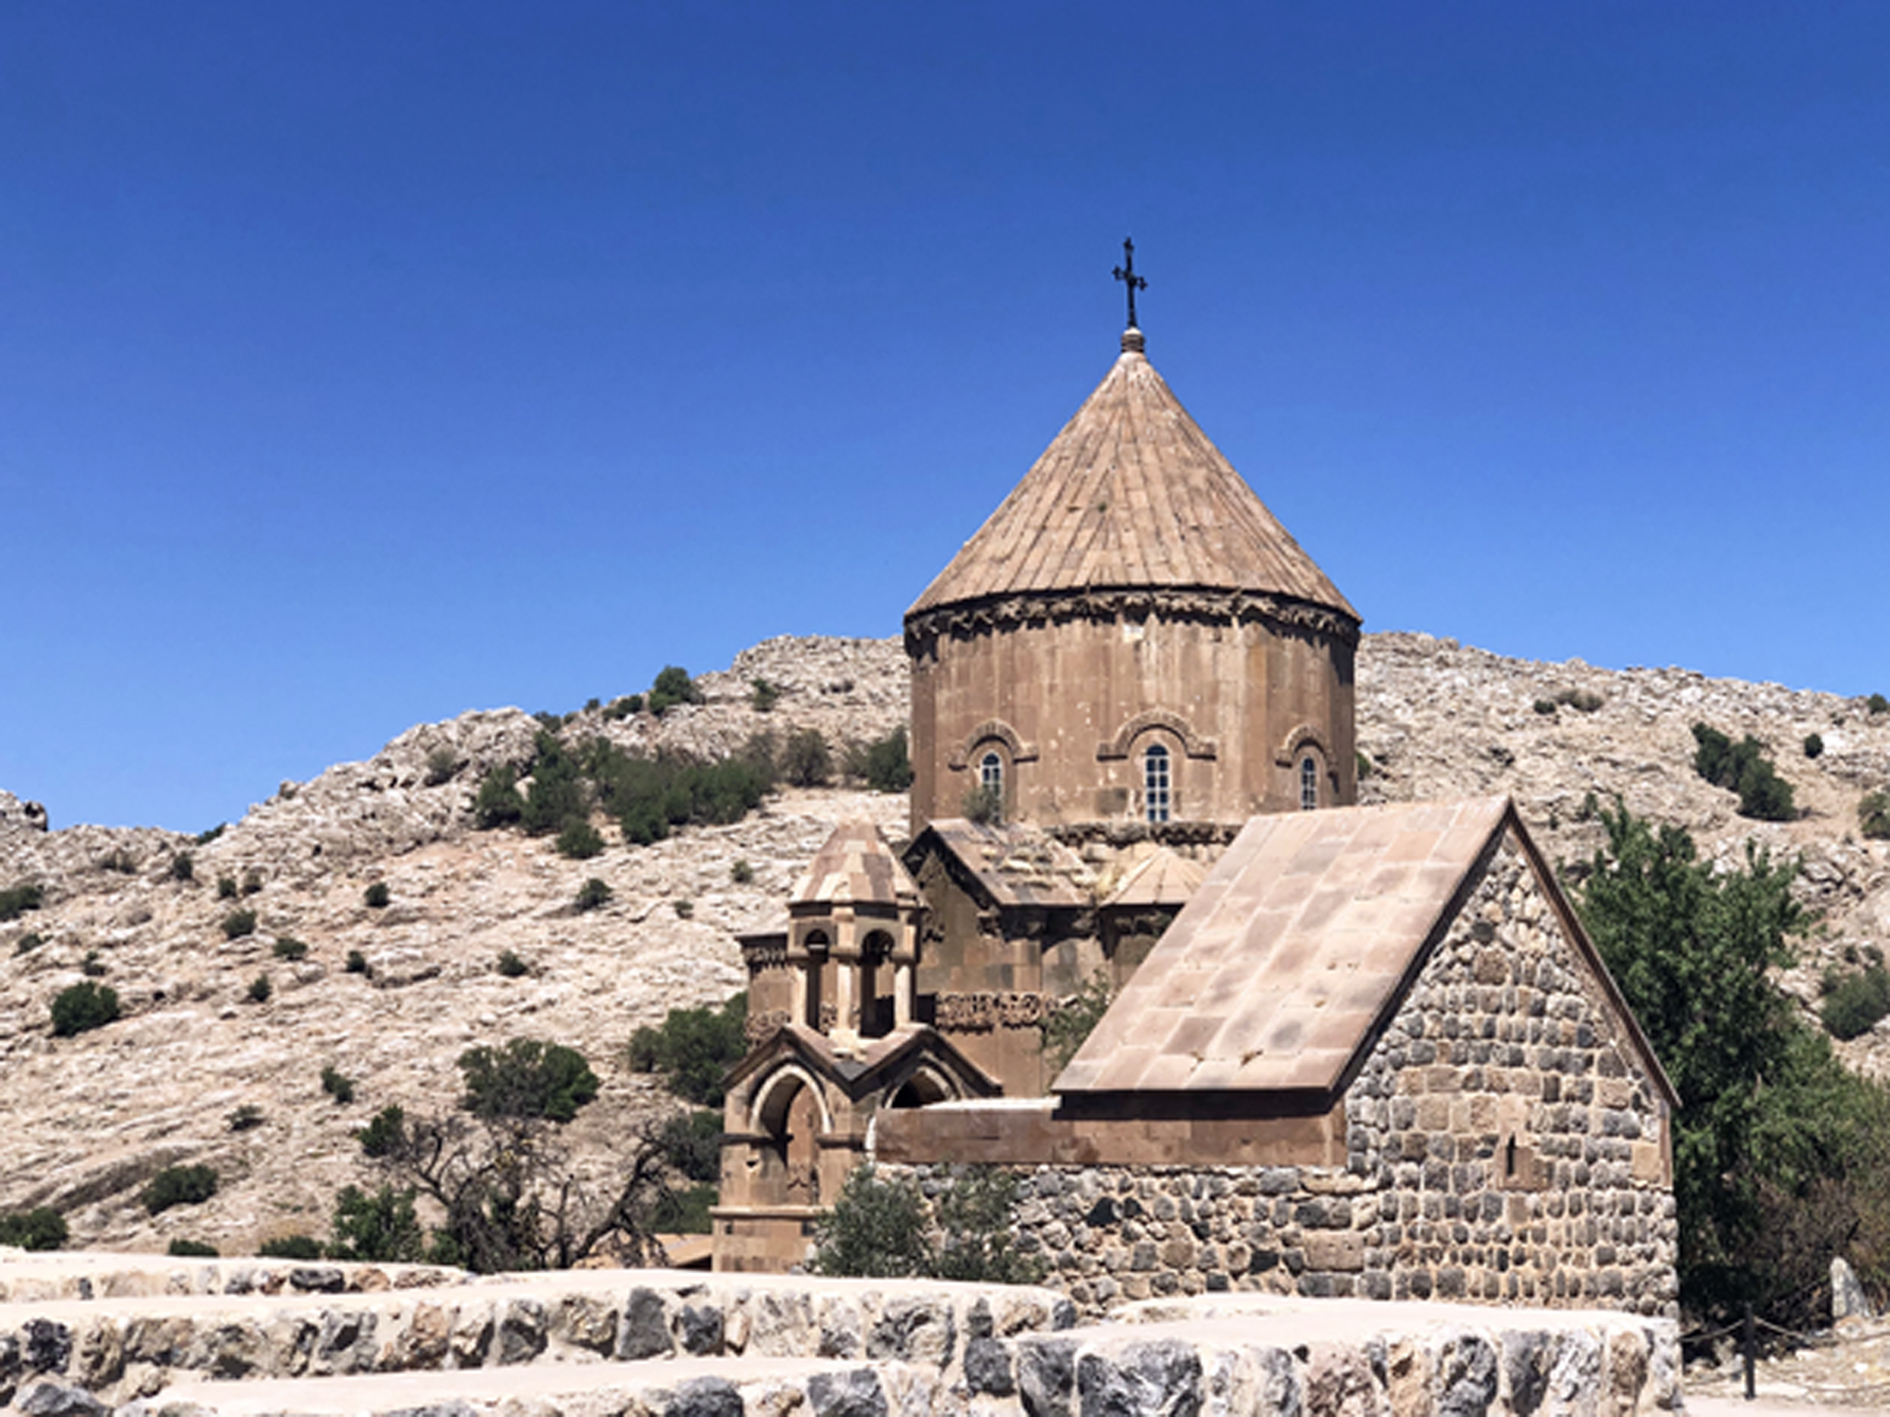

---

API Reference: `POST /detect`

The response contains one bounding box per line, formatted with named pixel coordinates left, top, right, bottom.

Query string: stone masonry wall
left=893, top=829, right=1678, bottom=1319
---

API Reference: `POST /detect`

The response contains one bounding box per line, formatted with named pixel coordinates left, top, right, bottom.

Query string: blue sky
left=4, top=3, right=1886, bottom=831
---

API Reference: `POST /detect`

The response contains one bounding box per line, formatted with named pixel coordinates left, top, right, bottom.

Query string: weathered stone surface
left=867, top=1296, right=955, bottom=1368
left=1077, top=1339, right=1203, bottom=1417
left=618, top=1286, right=676, bottom=1361
left=807, top=1365, right=889, bottom=1417
left=1832, top=1256, right=1872, bottom=1322
left=14, top=1380, right=109, bottom=1417
left=666, top=1374, right=745, bottom=1417
left=1019, top=1337, right=1079, bottom=1417
left=965, top=1335, right=1017, bottom=1396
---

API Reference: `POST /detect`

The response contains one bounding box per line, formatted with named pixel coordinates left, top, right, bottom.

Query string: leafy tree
left=329, top=1183, right=426, bottom=1263
left=170, top=853, right=195, bottom=882
left=780, top=729, right=833, bottom=787
left=0, top=1207, right=68, bottom=1250
left=626, top=994, right=748, bottom=1106
left=51, top=980, right=120, bottom=1036
left=575, top=877, right=613, bottom=912
left=655, top=1109, right=724, bottom=1183
left=0, top=882, right=44, bottom=922
left=143, top=1164, right=218, bottom=1215
left=933, top=1167, right=1043, bottom=1284
left=556, top=820, right=605, bottom=860
left=1577, top=802, right=1890, bottom=1321
left=1691, top=723, right=1796, bottom=822
left=458, top=1038, right=599, bottom=1123
left=1860, top=791, right=1890, bottom=841
left=363, top=882, right=390, bottom=909
left=647, top=666, right=703, bottom=716
left=1803, top=733, right=1824, bottom=760
left=963, top=784, right=1003, bottom=825
left=810, top=1165, right=931, bottom=1278
left=521, top=731, right=587, bottom=837
left=858, top=726, right=914, bottom=793
left=1822, top=965, right=1890, bottom=1041
left=473, top=764, right=525, bottom=829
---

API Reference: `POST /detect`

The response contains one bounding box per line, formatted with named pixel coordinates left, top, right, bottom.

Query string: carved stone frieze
left=934, top=990, right=1055, bottom=1032
left=905, top=586, right=1360, bottom=657
left=744, top=1009, right=793, bottom=1045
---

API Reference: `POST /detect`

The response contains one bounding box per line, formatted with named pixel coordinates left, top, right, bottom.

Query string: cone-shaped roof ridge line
left=907, top=332, right=1357, bottom=621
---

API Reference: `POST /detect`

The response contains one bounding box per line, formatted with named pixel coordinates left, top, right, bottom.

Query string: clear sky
left=4, top=3, right=1886, bottom=832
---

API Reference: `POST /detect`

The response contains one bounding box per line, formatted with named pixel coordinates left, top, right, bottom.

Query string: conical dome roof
left=909, top=331, right=1356, bottom=621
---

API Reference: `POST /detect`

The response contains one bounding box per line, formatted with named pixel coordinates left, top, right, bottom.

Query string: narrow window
left=980, top=751, right=1003, bottom=796
left=1144, top=743, right=1171, bottom=824
left=1300, top=755, right=1320, bottom=811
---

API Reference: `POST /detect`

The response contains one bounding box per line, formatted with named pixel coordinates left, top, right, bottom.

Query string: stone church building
left=711, top=318, right=1678, bottom=1317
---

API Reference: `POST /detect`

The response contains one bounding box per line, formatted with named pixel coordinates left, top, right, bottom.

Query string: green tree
left=648, top=666, right=703, bottom=716
left=780, top=729, right=832, bottom=787
left=0, top=1207, right=68, bottom=1251
left=329, top=1183, right=426, bottom=1263
left=521, top=731, right=586, bottom=837
left=458, top=1038, right=599, bottom=1123
left=860, top=726, right=914, bottom=793
left=50, top=980, right=120, bottom=1036
left=473, top=764, right=525, bottom=829
left=809, top=1165, right=931, bottom=1278
left=626, top=994, right=748, bottom=1106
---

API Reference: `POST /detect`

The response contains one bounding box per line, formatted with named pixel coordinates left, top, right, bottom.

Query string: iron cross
left=1113, top=238, right=1147, bottom=328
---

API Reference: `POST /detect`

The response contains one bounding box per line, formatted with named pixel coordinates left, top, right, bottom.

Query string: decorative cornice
left=905, top=586, right=1360, bottom=656
left=1097, top=708, right=1217, bottom=762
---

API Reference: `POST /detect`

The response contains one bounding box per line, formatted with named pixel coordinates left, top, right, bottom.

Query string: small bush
left=272, top=936, right=308, bottom=961
left=102, top=848, right=138, bottom=874
left=167, top=1238, right=218, bottom=1257
left=1556, top=687, right=1604, bottom=714
left=1823, top=966, right=1890, bottom=1041
left=321, top=1065, right=355, bottom=1103
left=0, top=1207, right=68, bottom=1251
left=51, top=980, right=120, bottom=1036
left=143, top=1164, right=218, bottom=1215
left=0, top=882, right=44, bottom=922
left=810, top=1165, right=930, bottom=1277
left=575, top=877, right=613, bottom=912
left=217, top=876, right=238, bottom=900
left=749, top=679, right=781, bottom=712
left=15, top=931, right=43, bottom=955
left=1355, top=749, right=1374, bottom=780
left=356, top=1105, right=407, bottom=1158
left=169, top=853, right=195, bottom=882
left=1803, top=733, right=1825, bottom=759
left=672, top=898, right=694, bottom=919
left=1691, top=723, right=1796, bottom=822
left=363, top=881, right=390, bottom=909
left=81, top=949, right=106, bottom=977
left=257, top=1233, right=324, bottom=1260
left=556, top=821, right=605, bottom=860
left=648, top=666, right=703, bottom=716
left=857, top=726, right=914, bottom=793
left=1533, top=697, right=1557, bottom=716
left=424, top=746, right=459, bottom=786
left=1861, top=791, right=1890, bottom=841
left=651, top=1182, right=718, bottom=1235
left=329, top=1183, right=425, bottom=1263
left=473, top=765, right=526, bottom=829
left=605, top=694, right=644, bottom=721
left=1043, top=971, right=1113, bottom=1074
left=780, top=729, right=833, bottom=787
left=458, top=1038, right=600, bottom=1123
left=963, top=784, right=1003, bottom=825
left=247, top=973, right=272, bottom=1003
left=222, top=908, right=257, bottom=940
left=496, top=949, right=530, bottom=978
left=627, top=994, right=748, bottom=1106
left=1869, top=693, right=1890, bottom=716
left=195, top=823, right=226, bottom=845
left=730, top=859, right=754, bottom=885
left=241, top=871, right=263, bottom=896
left=345, top=949, right=369, bottom=975
left=521, top=731, right=587, bottom=838
left=228, top=1104, right=265, bottom=1132
left=932, top=1166, right=1042, bottom=1284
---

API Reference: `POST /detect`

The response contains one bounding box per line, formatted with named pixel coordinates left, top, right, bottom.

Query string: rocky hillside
left=2, top=630, right=1888, bottom=1257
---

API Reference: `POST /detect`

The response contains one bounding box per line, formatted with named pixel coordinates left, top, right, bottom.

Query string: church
left=709, top=272, right=1679, bottom=1317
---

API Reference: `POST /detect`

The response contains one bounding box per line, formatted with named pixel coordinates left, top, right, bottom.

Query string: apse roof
left=908, top=329, right=1356, bottom=620
left=789, top=820, right=918, bottom=910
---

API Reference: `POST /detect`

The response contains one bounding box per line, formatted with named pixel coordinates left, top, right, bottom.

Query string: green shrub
left=1869, top=693, right=1890, bottom=716
left=247, top=973, right=272, bottom=1003
left=1556, top=687, right=1604, bottom=713
left=51, top=980, right=120, bottom=1036
left=657, top=1109, right=726, bottom=1183
left=1533, top=697, right=1557, bottom=716
left=221, top=908, right=257, bottom=939
left=810, top=1165, right=930, bottom=1277
left=363, top=881, right=390, bottom=909
left=272, top=936, right=308, bottom=961
left=329, top=1183, right=425, bottom=1263
left=257, top=1233, right=324, bottom=1260
left=321, top=1065, right=355, bottom=1103
left=585, top=739, right=774, bottom=846
left=240, top=870, right=262, bottom=896
left=1822, top=966, right=1890, bottom=1041
left=1804, top=734, right=1825, bottom=760
left=651, top=1183, right=718, bottom=1235
left=963, top=784, right=1003, bottom=825
left=424, top=746, right=459, bottom=786
left=167, top=1238, right=218, bottom=1257
left=356, top=1105, right=408, bottom=1158
left=932, top=1166, right=1042, bottom=1284
left=228, top=1104, right=264, bottom=1132
left=143, top=1164, right=218, bottom=1215
left=605, top=694, right=644, bottom=721
left=521, top=731, right=587, bottom=837
left=780, top=729, right=833, bottom=787
left=749, top=679, right=781, bottom=712
left=673, top=898, right=693, bottom=919
left=0, top=882, right=44, bottom=922
left=857, top=726, right=913, bottom=793
left=497, top=949, right=530, bottom=978
left=473, top=765, right=525, bottom=829
left=556, top=821, right=605, bottom=860
left=195, top=823, right=226, bottom=845
left=458, top=1039, right=600, bottom=1123
left=81, top=949, right=106, bottom=977
left=1691, top=723, right=1796, bottom=822
left=170, top=853, right=195, bottom=882
left=1355, top=749, right=1374, bottom=780
left=15, top=931, right=43, bottom=955
left=1861, top=792, right=1890, bottom=841
left=0, top=1206, right=68, bottom=1251
left=574, top=877, right=613, bottom=912
left=1043, top=971, right=1113, bottom=1074
left=730, top=859, right=754, bottom=885
left=102, top=848, right=138, bottom=874
left=626, top=994, right=748, bottom=1106
left=647, top=666, right=703, bottom=716
left=217, top=876, right=238, bottom=900
left=345, top=949, right=369, bottom=975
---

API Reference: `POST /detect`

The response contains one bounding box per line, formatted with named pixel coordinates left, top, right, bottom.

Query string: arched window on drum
left=1300, top=755, right=1320, bottom=811
left=979, top=750, right=1003, bottom=799
left=1144, top=743, right=1172, bottom=824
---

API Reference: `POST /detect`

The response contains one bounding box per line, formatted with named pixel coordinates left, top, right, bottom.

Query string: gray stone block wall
left=893, top=830, right=1679, bottom=1319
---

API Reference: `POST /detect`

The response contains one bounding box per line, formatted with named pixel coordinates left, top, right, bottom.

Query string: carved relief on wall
left=904, top=587, right=1361, bottom=655
left=744, top=1009, right=793, bottom=1046
left=935, top=990, right=1054, bottom=1032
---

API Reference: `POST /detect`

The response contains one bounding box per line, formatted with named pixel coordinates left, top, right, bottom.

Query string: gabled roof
left=905, top=819, right=1092, bottom=909
left=908, top=330, right=1357, bottom=621
left=1054, top=797, right=1675, bottom=1107
left=1101, top=845, right=1205, bottom=910
left=724, top=1020, right=1000, bottom=1102
left=790, top=820, right=919, bottom=911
